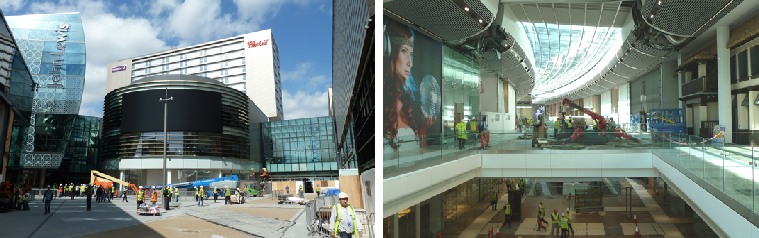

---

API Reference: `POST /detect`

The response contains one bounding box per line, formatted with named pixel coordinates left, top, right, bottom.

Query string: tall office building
left=332, top=0, right=375, bottom=214
left=106, top=29, right=283, bottom=120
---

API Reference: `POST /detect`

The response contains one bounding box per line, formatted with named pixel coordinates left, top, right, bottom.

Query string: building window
left=146, top=61, right=151, bottom=67
left=180, top=61, right=187, bottom=67
left=200, top=65, right=207, bottom=71
left=200, top=57, right=207, bottom=64
left=180, top=54, right=185, bottom=60
left=201, top=49, right=207, bottom=56
left=222, top=69, right=229, bottom=76
left=223, top=61, right=229, bottom=67
left=162, top=58, right=168, bottom=64
left=180, top=68, right=187, bottom=74
left=162, top=65, right=169, bottom=71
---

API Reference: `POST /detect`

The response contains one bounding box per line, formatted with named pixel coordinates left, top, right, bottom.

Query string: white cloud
left=0, top=0, right=25, bottom=12
left=282, top=90, right=329, bottom=120
left=79, top=15, right=168, bottom=116
left=20, top=0, right=169, bottom=117
left=166, top=0, right=251, bottom=45
left=281, top=62, right=313, bottom=81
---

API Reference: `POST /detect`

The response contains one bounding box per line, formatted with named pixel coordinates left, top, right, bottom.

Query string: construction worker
left=194, top=186, right=199, bottom=202
left=137, top=186, right=145, bottom=210
left=69, top=184, right=75, bottom=200
left=111, top=186, right=115, bottom=200
left=537, top=202, right=546, bottom=231
left=43, top=185, right=54, bottom=215
left=329, top=192, right=362, bottom=238
left=150, top=186, right=158, bottom=206
left=455, top=120, right=467, bottom=150
left=57, top=184, right=63, bottom=198
left=560, top=213, right=569, bottom=238
left=503, top=202, right=512, bottom=228
left=198, top=186, right=205, bottom=206
left=480, top=127, right=490, bottom=149
left=174, top=187, right=179, bottom=202
left=163, top=186, right=171, bottom=211
left=315, top=183, right=321, bottom=197
left=224, top=185, right=231, bottom=205
left=490, top=192, right=498, bottom=211
left=554, top=118, right=561, bottom=138
left=299, top=185, right=304, bottom=198
left=213, top=187, right=219, bottom=203
left=85, top=185, right=93, bottom=211
left=122, top=189, right=129, bottom=202
left=551, top=209, right=560, bottom=237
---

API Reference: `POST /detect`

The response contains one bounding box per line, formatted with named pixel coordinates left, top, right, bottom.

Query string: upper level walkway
left=384, top=131, right=759, bottom=237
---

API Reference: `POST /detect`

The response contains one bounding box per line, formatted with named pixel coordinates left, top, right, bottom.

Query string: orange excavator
left=90, top=170, right=139, bottom=194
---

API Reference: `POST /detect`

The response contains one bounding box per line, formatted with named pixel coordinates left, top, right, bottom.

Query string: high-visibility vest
left=333, top=205, right=358, bottom=237
left=151, top=192, right=158, bottom=202
left=505, top=204, right=511, bottom=215
left=195, top=189, right=199, bottom=196
left=551, top=213, right=559, bottom=224
left=539, top=206, right=545, bottom=218
left=111, top=187, right=115, bottom=193
left=225, top=188, right=231, bottom=196
left=560, top=217, right=569, bottom=229
left=469, top=121, right=477, bottom=132
left=137, top=191, right=144, bottom=201
left=199, top=188, right=204, bottom=197
left=455, top=122, right=467, bottom=139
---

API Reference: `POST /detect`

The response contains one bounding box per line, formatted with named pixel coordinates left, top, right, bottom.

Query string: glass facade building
left=333, top=0, right=374, bottom=172
left=0, top=10, right=35, bottom=182
left=261, top=116, right=338, bottom=179
left=5, top=13, right=86, bottom=170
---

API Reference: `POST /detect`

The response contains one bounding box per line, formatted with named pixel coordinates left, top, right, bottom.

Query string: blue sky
left=0, top=0, right=333, bottom=119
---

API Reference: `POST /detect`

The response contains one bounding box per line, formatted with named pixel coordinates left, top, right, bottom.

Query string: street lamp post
left=160, top=88, right=173, bottom=201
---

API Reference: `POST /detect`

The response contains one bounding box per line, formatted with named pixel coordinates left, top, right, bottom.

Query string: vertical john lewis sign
left=48, top=23, right=68, bottom=89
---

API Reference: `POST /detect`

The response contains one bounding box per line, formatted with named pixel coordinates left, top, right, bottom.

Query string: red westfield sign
left=247, top=39, right=269, bottom=48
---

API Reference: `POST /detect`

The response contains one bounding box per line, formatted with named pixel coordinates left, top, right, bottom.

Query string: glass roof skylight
left=522, top=22, right=623, bottom=101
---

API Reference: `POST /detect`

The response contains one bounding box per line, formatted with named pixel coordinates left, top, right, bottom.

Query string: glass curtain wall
left=262, top=116, right=337, bottom=174
left=442, top=46, right=481, bottom=142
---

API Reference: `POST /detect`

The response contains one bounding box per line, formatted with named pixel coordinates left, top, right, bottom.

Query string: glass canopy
left=521, top=22, right=623, bottom=102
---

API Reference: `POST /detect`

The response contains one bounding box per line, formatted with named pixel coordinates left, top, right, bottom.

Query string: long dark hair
left=383, top=23, right=425, bottom=149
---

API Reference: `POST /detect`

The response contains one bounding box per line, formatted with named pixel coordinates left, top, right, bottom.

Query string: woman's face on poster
left=395, top=44, right=413, bottom=80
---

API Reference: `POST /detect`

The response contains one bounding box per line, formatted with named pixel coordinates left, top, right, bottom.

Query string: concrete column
left=393, top=214, right=399, bottom=238
left=119, top=171, right=125, bottom=191
left=717, top=25, right=732, bottom=143
left=415, top=203, right=421, bottom=238
left=678, top=54, right=683, bottom=108
left=167, top=170, right=172, bottom=185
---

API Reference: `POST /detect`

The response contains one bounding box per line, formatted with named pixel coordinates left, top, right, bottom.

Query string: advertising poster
left=383, top=16, right=442, bottom=149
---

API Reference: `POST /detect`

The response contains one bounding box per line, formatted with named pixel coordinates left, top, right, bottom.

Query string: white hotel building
left=106, top=29, right=283, bottom=120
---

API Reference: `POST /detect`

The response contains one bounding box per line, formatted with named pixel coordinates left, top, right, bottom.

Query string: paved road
left=0, top=195, right=314, bottom=238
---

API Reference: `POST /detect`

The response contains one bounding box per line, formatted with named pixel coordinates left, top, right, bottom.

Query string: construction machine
left=167, top=175, right=239, bottom=198
left=90, top=170, right=140, bottom=194
left=561, top=98, right=641, bottom=144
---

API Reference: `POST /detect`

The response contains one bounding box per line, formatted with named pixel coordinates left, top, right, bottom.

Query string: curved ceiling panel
left=384, top=0, right=492, bottom=42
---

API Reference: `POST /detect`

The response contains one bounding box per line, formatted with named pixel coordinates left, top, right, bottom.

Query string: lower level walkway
left=456, top=178, right=713, bottom=238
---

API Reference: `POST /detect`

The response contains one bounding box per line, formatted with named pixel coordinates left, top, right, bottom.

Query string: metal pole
left=160, top=88, right=173, bottom=193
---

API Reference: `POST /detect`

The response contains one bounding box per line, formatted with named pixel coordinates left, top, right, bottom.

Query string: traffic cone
left=633, top=226, right=641, bottom=237
left=495, top=225, right=502, bottom=237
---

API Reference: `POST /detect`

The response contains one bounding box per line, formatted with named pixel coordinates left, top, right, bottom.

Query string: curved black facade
left=102, top=75, right=250, bottom=162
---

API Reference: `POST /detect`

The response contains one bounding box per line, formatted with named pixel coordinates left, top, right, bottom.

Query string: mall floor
left=445, top=178, right=715, bottom=238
